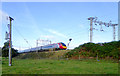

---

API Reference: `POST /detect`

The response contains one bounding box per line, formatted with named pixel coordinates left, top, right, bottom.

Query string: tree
left=2, top=41, right=18, bottom=57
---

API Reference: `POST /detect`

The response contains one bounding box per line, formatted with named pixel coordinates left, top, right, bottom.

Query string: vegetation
left=2, top=41, right=18, bottom=57
left=2, top=49, right=118, bottom=74
left=15, top=50, right=70, bottom=59
left=2, top=57, right=118, bottom=74
left=66, top=41, right=120, bottom=60
left=2, top=41, right=120, bottom=74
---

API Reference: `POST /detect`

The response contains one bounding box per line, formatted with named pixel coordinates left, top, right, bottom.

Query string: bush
left=65, top=41, right=120, bottom=59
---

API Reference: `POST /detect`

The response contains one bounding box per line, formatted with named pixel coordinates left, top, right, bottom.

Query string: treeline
left=2, top=41, right=18, bottom=57
left=66, top=41, right=120, bottom=59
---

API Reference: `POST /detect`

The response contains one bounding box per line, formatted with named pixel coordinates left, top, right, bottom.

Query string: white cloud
left=68, top=43, right=79, bottom=49
left=0, top=10, right=9, bottom=47
left=0, top=10, right=9, bottom=23
left=45, top=28, right=67, bottom=38
left=13, top=46, right=29, bottom=51
left=40, top=35, right=56, bottom=39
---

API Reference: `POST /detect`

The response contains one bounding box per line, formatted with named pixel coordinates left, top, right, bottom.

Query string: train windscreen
left=61, top=43, right=66, bottom=46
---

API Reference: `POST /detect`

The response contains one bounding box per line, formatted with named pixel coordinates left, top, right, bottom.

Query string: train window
left=61, top=43, right=66, bottom=46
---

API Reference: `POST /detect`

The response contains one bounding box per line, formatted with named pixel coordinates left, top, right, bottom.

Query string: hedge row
left=66, top=41, right=120, bottom=59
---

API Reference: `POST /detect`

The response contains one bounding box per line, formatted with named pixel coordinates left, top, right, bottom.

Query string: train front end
left=58, top=42, right=67, bottom=50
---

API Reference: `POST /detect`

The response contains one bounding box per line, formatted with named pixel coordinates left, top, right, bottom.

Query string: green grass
left=2, top=57, right=118, bottom=74
left=15, top=50, right=70, bottom=59
left=0, top=57, right=2, bottom=76
left=49, top=50, right=70, bottom=59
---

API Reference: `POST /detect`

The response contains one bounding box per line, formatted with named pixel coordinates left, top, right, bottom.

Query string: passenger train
left=19, top=42, right=67, bottom=53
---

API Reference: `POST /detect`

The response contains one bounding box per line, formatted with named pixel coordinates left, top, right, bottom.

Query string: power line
left=13, top=26, right=32, bottom=48
left=88, top=17, right=118, bottom=42
left=66, top=29, right=88, bottom=37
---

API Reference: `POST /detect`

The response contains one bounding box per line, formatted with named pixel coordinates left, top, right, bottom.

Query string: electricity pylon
left=88, top=17, right=95, bottom=42
left=36, top=39, right=51, bottom=52
left=88, top=17, right=118, bottom=42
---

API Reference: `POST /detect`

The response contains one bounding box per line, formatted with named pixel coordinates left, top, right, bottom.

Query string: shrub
left=65, top=41, right=120, bottom=59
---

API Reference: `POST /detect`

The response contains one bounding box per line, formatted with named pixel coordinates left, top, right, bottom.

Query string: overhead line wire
left=13, top=25, right=32, bottom=48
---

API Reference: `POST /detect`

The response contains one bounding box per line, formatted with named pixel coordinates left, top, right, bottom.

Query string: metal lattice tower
left=88, top=17, right=118, bottom=42
left=88, top=17, right=95, bottom=42
left=36, top=39, right=51, bottom=47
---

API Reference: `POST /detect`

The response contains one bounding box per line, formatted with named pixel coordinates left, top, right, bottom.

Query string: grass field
left=2, top=57, right=118, bottom=74
left=0, top=57, right=2, bottom=76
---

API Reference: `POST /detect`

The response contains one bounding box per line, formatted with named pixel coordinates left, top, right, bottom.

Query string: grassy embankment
left=15, top=50, right=69, bottom=59
left=0, top=57, right=2, bottom=76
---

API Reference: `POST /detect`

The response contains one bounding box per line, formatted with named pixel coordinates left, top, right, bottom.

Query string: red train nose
left=58, top=43, right=67, bottom=49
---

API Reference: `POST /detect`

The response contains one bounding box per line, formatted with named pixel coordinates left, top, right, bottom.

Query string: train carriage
left=19, top=42, right=67, bottom=53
